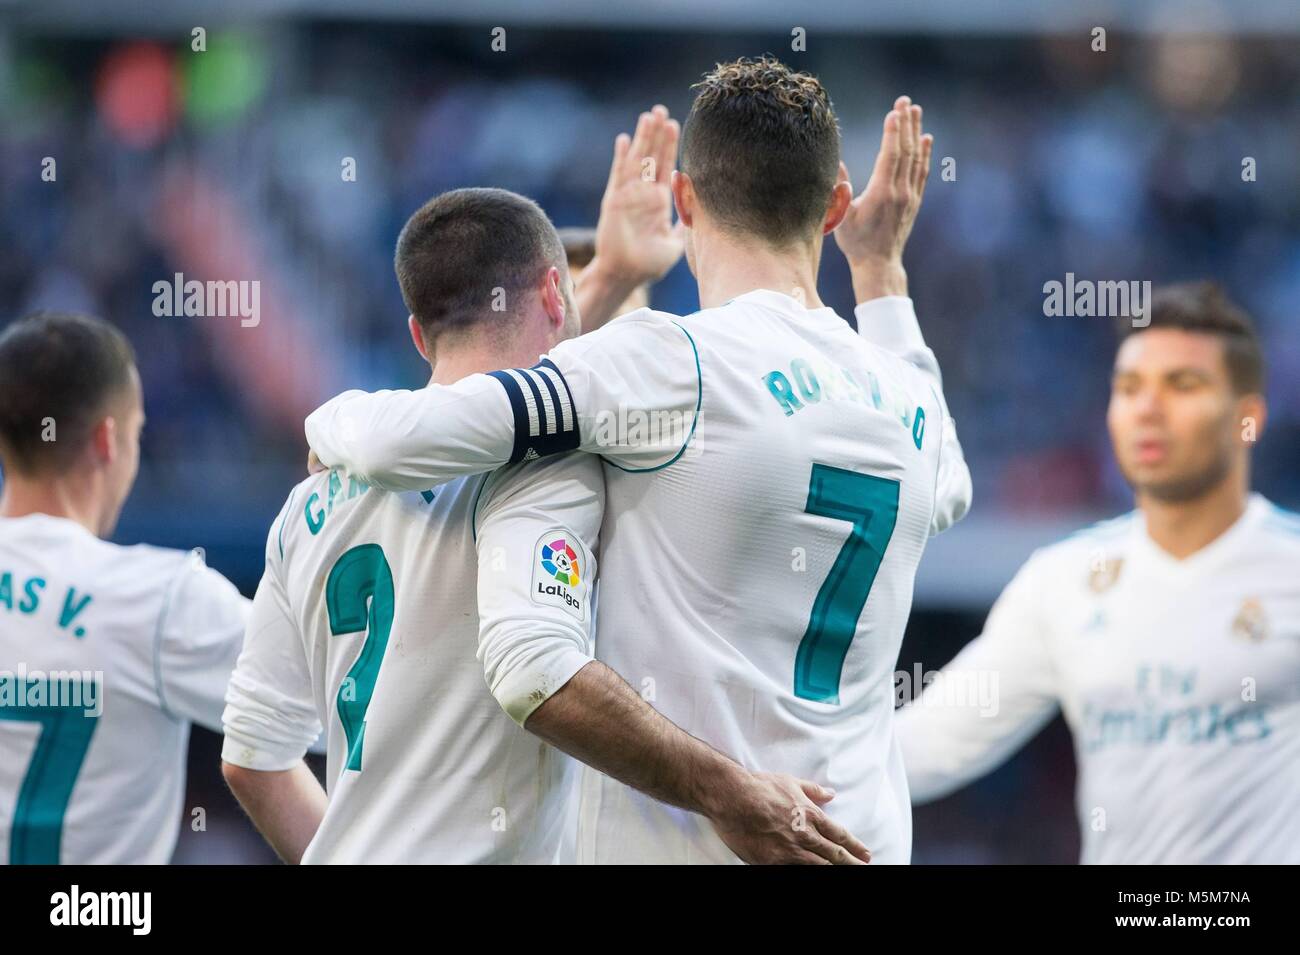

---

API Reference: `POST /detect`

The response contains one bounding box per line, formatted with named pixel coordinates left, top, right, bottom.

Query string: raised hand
left=833, top=96, right=933, bottom=300
left=593, top=104, right=685, bottom=288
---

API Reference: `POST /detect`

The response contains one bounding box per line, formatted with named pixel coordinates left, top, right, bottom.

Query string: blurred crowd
left=1, top=23, right=1297, bottom=584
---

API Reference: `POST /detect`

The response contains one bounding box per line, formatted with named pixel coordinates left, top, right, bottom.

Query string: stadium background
left=1, top=0, right=1296, bottom=862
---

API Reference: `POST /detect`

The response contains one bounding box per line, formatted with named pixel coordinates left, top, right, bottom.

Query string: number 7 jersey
left=573, top=292, right=970, bottom=864
left=305, top=292, right=971, bottom=863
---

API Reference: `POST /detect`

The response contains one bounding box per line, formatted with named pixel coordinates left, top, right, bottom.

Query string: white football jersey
left=305, top=293, right=972, bottom=864
left=0, top=513, right=248, bottom=864
left=220, top=453, right=603, bottom=864
left=896, top=495, right=1300, bottom=863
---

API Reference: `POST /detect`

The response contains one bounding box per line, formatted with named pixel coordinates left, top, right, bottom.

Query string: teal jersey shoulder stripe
left=277, top=486, right=299, bottom=561
left=470, top=471, right=500, bottom=544
left=1061, top=510, right=1139, bottom=545
left=151, top=557, right=190, bottom=721
left=1265, top=504, right=1300, bottom=537
left=605, top=320, right=702, bottom=475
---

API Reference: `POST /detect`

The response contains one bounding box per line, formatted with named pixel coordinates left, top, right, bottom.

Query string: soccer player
left=223, top=183, right=870, bottom=865
left=304, top=59, right=972, bottom=863
left=0, top=312, right=249, bottom=864
left=896, top=283, right=1300, bottom=864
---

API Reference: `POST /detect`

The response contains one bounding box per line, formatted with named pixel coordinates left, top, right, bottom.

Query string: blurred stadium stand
left=0, top=0, right=1295, bottom=862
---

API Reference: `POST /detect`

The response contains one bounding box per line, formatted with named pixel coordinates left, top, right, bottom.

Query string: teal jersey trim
left=151, top=559, right=187, bottom=721
left=470, top=471, right=499, bottom=544
left=277, top=486, right=298, bottom=561
left=605, top=321, right=702, bottom=474
left=1062, top=510, right=1138, bottom=545
left=1265, top=503, right=1300, bottom=537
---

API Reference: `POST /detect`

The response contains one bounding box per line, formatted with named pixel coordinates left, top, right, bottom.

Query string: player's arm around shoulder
left=220, top=484, right=327, bottom=864
left=304, top=307, right=699, bottom=489
left=549, top=307, right=702, bottom=471
left=305, top=373, right=518, bottom=492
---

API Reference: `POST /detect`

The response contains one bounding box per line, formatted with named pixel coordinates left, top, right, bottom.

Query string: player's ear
left=823, top=177, right=853, bottom=235
left=540, top=266, right=567, bottom=330
left=671, top=170, right=694, bottom=228
left=407, top=315, right=431, bottom=363
left=89, top=415, right=117, bottom=467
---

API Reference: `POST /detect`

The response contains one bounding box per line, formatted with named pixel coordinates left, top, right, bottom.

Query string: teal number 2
left=325, top=544, right=395, bottom=772
left=0, top=680, right=100, bottom=864
left=794, top=464, right=900, bottom=704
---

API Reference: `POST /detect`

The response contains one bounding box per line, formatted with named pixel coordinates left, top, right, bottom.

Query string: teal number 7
left=794, top=464, right=900, bottom=704
left=326, top=544, right=395, bottom=772
left=0, top=681, right=100, bottom=864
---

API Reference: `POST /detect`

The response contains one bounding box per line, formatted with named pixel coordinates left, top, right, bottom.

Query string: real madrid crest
left=1087, top=556, right=1124, bottom=594
left=1231, top=597, right=1269, bottom=643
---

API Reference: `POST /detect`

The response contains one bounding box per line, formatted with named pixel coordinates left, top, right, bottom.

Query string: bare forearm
left=222, top=760, right=327, bottom=864
left=849, top=255, right=909, bottom=303
left=524, top=660, right=748, bottom=818
left=575, top=256, right=642, bottom=332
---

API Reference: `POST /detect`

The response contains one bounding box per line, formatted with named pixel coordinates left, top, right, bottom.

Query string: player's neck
left=430, top=341, right=544, bottom=386
left=0, top=471, right=106, bottom=537
left=692, top=229, right=824, bottom=311
left=1138, top=468, right=1250, bottom=561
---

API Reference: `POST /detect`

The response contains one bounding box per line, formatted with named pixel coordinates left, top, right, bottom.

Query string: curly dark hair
left=680, top=56, right=841, bottom=247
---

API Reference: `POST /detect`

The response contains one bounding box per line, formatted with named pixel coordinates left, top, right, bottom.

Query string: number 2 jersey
left=220, top=453, right=603, bottom=863
left=306, top=292, right=972, bottom=863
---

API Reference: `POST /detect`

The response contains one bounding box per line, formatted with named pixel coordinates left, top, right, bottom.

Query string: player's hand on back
left=710, top=771, right=872, bottom=865
left=591, top=104, right=685, bottom=289
left=833, top=96, right=932, bottom=300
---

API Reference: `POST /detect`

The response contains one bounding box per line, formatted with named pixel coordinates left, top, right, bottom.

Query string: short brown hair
left=395, top=188, right=565, bottom=345
left=1120, top=282, right=1265, bottom=395
left=556, top=227, right=597, bottom=270
left=680, top=56, right=841, bottom=247
left=0, top=311, right=137, bottom=474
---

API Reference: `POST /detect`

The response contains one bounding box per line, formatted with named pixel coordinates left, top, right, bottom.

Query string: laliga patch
left=531, top=530, right=588, bottom=622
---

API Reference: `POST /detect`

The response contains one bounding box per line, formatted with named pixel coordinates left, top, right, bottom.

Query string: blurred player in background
left=224, top=133, right=870, bottom=862
left=559, top=227, right=650, bottom=326
left=897, top=283, right=1300, bottom=863
left=305, top=59, right=971, bottom=863
left=0, top=312, right=249, bottom=864
left=559, top=227, right=648, bottom=313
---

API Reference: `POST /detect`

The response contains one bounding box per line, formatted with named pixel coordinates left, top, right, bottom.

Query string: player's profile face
left=1107, top=328, right=1239, bottom=502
